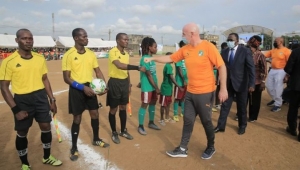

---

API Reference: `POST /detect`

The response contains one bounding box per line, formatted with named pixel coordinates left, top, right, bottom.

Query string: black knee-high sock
left=91, top=119, right=99, bottom=141
left=71, top=122, right=80, bottom=150
left=41, top=131, right=52, bottom=159
left=119, top=110, right=127, bottom=132
left=16, top=135, right=29, bottom=165
left=109, top=113, right=116, bottom=132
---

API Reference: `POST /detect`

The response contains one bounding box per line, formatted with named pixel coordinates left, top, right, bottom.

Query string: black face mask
left=250, top=44, right=257, bottom=48
left=273, top=42, right=278, bottom=48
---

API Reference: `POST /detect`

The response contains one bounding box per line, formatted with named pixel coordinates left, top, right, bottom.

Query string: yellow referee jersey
left=62, top=47, right=99, bottom=83
left=108, top=47, right=129, bottom=79
left=0, top=51, right=47, bottom=94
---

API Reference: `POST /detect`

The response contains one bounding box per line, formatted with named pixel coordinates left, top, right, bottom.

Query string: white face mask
left=182, top=37, right=188, bottom=44
left=227, top=41, right=235, bottom=48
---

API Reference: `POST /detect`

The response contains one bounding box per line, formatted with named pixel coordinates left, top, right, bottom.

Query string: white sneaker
left=215, top=104, right=221, bottom=110
left=158, top=120, right=166, bottom=126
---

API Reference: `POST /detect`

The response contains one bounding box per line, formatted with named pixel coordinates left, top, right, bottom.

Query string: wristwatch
left=138, top=66, right=141, bottom=71
left=50, top=98, right=56, bottom=102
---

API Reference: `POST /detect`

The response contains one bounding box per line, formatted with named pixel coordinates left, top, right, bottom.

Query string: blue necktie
left=229, top=48, right=234, bottom=66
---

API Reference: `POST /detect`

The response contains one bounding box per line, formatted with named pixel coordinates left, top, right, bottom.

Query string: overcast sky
left=0, top=0, right=299, bottom=45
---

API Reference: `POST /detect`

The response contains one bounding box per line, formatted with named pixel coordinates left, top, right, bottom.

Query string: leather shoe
left=238, top=128, right=245, bottom=135
left=286, top=126, right=297, bottom=136
left=214, top=127, right=225, bottom=133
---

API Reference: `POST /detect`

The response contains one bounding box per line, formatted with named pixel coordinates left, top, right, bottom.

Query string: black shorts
left=14, top=89, right=51, bottom=131
left=106, top=77, right=129, bottom=108
left=69, top=83, right=99, bottom=115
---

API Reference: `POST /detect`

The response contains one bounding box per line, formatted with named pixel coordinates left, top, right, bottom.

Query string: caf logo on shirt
left=198, top=50, right=204, bottom=56
left=279, top=52, right=283, bottom=55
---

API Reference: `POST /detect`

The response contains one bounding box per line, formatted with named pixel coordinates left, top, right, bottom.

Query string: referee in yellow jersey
left=0, top=29, right=62, bottom=170
left=107, top=33, right=146, bottom=144
left=62, top=28, right=109, bottom=161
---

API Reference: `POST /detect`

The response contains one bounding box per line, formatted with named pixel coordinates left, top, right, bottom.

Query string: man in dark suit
left=214, top=33, right=255, bottom=135
left=284, top=47, right=300, bottom=141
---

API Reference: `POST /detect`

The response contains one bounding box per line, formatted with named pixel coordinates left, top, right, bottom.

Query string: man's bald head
left=182, top=23, right=201, bottom=46
left=275, top=37, right=284, bottom=43
left=183, top=23, right=200, bottom=35
left=274, top=37, right=285, bottom=48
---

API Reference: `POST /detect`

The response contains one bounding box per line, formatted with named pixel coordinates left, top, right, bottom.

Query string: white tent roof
left=239, top=39, right=247, bottom=45
left=33, top=36, right=56, bottom=47
left=0, top=35, right=16, bottom=48
left=222, top=25, right=274, bottom=37
left=56, top=36, right=116, bottom=48
left=102, top=41, right=116, bottom=47
left=56, top=36, right=75, bottom=48
left=0, top=34, right=56, bottom=48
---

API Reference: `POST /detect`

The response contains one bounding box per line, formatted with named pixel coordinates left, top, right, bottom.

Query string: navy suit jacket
left=221, top=45, right=255, bottom=92
left=284, top=48, right=300, bottom=91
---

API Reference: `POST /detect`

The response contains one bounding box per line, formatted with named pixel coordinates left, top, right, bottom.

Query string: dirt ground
left=0, top=56, right=300, bottom=170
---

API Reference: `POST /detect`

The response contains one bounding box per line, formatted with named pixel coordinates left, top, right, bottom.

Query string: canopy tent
left=56, top=36, right=116, bottom=48
left=55, top=36, right=75, bottom=48
left=0, top=35, right=16, bottom=48
left=222, top=25, right=274, bottom=37
left=32, top=36, right=56, bottom=47
left=102, top=41, right=117, bottom=47
left=0, top=34, right=56, bottom=48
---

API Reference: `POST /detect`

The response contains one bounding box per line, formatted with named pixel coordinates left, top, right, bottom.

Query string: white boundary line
left=53, top=89, right=69, bottom=95
left=1, top=88, right=119, bottom=170
left=0, top=89, right=69, bottom=104
left=51, top=89, right=119, bottom=170
left=54, top=121, right=119, bottom=170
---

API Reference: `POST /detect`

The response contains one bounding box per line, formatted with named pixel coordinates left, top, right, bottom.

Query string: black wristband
left=127, top=64, right=139, bottom=70
left=11, top=105, right=21, bottom=114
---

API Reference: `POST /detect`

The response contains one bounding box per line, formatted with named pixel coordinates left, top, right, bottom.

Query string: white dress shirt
left=228, top=45, right=238, bottom=61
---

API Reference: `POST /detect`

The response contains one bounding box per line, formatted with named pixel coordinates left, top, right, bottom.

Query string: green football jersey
left=160, top=63, right=173, bottom=96
left=175, top=60, right=188, bottom=86
left=140, top=55, right=158, bottom=92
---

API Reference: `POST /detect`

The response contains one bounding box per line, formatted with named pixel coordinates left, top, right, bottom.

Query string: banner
left=156, top=44, right=163, bottom=55
left=94, top=51, right=109, bottom=58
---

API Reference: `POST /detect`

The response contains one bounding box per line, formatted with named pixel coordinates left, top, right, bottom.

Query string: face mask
left=273, top=42, right=278, bottom=48
left=251, top=44, right=258, bottom=48
left=182, top=37, right=188, bottom=44
left=227, top=41, right=235, bottom=49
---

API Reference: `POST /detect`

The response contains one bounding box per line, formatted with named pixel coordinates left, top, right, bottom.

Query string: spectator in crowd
left=264, top=37, right=291, bottom=112
left=246, top=35, right=267, bottom=122
left=284, top=46, right=300, bottom=141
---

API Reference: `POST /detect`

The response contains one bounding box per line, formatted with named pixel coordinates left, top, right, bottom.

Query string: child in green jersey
left=173, top=40, right=188, bottom=121
left=159, top=52, right=183, bottom=126
left=138, top=37, right=161, bottom=135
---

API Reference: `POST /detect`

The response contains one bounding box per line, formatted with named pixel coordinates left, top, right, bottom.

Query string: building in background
left=127, top=34, right=152, bottom=55
left=200, top=33, right=219, bottom=45
left=285, top=32, right=300, bottom=49
left=128, top=34, right=152, bottom=44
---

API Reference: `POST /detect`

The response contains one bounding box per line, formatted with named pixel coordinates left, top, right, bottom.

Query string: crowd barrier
left=94, top=51, right=109, bottom=58
left=0, top=53, right=12, bottom=59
